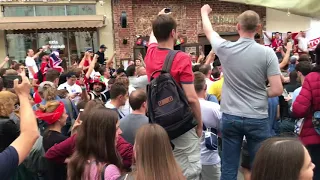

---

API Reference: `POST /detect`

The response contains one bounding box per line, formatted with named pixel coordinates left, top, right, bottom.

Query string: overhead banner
left=219, top=0, right=320, bottom=19
left=263, top=29, right=320, bottom=51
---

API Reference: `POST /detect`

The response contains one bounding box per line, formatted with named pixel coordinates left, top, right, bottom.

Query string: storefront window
left=3, top=6, right=34, bottom=17
left=68, top=29, right=98, bottom=63
left=6, top=31, right=37, bottom=62
left=35, top=6, right=66, bottom=16
left=66, top=5, right=96, bottom=15
left=5, top=29, right=98, bottom=65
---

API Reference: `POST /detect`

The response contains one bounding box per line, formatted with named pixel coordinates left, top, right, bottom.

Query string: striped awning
left=0, top=15, right=105, bottom=30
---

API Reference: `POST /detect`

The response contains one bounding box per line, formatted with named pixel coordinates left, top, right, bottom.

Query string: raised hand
left=14, top=69, right=31, bottom=97
left=158, top=8, right=171, bottom=15
left=201, top=4, right=212, bottom=15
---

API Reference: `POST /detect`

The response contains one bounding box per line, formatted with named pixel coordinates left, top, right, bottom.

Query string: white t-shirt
left=90, top=70, right=101, bottom=79
left=57, top=82, right=82, bottom=94
left=298, top=37, right=309, bottom=52
left=25, top=56, right=39, bottom=79
left=205, top=78, right=213, bottom=94
left=199, top=98, right=222, bottom=165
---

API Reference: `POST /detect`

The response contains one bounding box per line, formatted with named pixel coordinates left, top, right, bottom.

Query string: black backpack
left=147, top=50, right=196, bottom=140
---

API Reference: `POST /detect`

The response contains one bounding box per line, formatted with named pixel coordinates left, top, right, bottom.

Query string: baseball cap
left=38, top=81, right=55, bottom=93
left=290, top=56, right=298, bottom=64
left=86, top=48, right=93, bottom=53
left=100, top=44, right=107, bottom=49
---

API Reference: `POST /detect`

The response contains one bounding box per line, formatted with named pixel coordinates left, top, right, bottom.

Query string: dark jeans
left=220, top=113, right=271, bottom=180
left=306, top=144, right=320, bottom=180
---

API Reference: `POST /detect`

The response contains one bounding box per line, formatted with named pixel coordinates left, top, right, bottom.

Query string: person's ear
left=236, top=23, right=241, bottom=31
left=171, top=29, right=176, bottom=38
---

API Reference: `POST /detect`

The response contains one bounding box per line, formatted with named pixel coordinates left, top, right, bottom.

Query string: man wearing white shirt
left=126, top=65, right=148, bottom=90
left=199, top=64, right=213, bottom=93
left=194, top=71, right=222, bottom=180
left=296, top=31, right=309, bottom=54
left=25, top=49, right=42, bottom=79
left=57, top=72, right=82, bottom=103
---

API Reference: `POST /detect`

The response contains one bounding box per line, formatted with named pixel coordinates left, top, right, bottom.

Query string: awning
left=219, top=0, right=320, bottom=19
left=0, top=15, right=105, bottom=30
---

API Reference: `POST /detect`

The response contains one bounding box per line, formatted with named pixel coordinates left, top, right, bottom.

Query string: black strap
left=101, top=164, right=107, bottom=180
left=203, top=123, right=218, bottom=134
left=161, top=50, right=180, bottom=73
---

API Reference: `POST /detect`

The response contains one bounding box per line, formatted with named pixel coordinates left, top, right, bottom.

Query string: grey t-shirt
left=211, top=37, right=281, bottom=119
left=119, top=114, right=149, bottom=145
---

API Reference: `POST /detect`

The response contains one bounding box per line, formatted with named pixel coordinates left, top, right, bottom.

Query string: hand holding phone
left=3, top=75, right=22, bottom=89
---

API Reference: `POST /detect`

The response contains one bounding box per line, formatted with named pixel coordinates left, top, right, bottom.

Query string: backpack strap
left=162, top=50, right=180, bottom=73
left=101, top=164, right=107, bottom=180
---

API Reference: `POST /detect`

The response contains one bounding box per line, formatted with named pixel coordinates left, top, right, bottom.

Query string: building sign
left=42, top=40, right=65, bottom=49
left=213, top=14, right=239, bottom=25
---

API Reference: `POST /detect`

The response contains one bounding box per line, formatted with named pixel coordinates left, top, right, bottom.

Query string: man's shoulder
left=199, top=98, right=220, bottom=108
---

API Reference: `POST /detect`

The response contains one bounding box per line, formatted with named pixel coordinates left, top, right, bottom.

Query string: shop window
left=3, top=6, right=34, bottom=17
left=6, top=31, right=37, bottom=62
left=35, top=6, right=66, bottom=16
left=38, top=30, right=69, bottom=63
left=68, top=29, right=98, bottom=64
left=66, top=5, right=96, bottom=15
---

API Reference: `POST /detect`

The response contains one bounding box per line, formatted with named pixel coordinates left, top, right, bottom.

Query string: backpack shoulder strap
left=162, top=50, right=180, bottom=73
left=101, top=164, right=108, bottom=180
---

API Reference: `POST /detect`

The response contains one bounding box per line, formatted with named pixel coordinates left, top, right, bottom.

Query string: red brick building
left=112, top=0, right=266, bottom=65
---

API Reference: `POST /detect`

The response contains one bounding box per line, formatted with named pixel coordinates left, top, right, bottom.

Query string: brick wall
left=113, top=0, right=266, bottom=63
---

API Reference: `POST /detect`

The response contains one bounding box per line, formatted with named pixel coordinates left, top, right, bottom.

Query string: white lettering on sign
left=49, top=40, right=58, bottom=45
left=51, top=45, right=65, bottom=49
left=309, top=37, right=320, bottom=48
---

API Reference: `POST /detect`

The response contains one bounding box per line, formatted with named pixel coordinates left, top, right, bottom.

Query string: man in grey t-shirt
left=120, top=89, right=148, bottom=145
left=201, top=5, right=283, bottom=180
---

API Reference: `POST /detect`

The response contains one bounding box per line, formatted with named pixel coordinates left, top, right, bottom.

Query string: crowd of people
left=0, top=4, right=319, bottom=180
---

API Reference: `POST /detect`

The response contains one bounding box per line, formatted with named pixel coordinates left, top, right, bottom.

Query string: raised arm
left=201, top=5, right=220, bottom=43
left=32, top=49, right=43, bottom=60
left=0, top=56, right=9, bottom=68
left=263, top=31, right=272, bottom=41
left=106, top=52, right=116, bottom=67
left=205, top=50, right=215, bottom=65
left=279, top=42, right=293, bottom=69
left=85, top=54, right=98, bottom=79
left=11, top=69, right=39, bottom=164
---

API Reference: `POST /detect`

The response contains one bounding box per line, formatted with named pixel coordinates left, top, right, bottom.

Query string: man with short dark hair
left=291, top=61, right=313, bottom=103
left=145, top=8, right=202, bottom=180
left=126, top=65, right=148, bottom=90
left=96, top=44, right=106, bottom=65
left=45, top=69, right=60, bottom=87
left=194, top=71, right=221, bottom=180
left=105, top=82, right=128, bottom=119
left=119, top=89, right=148, bottom=145
left=202, top=4, right=283, bottom=180
left=199, top=64, right=213, bottom=93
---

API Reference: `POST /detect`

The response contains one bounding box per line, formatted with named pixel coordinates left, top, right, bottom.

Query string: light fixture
left=99, top=0, right=104, bottom=6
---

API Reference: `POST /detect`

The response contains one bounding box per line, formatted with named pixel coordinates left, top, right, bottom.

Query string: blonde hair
left=0, top=91, right=18, bottom=117
left=115, top=77, right=129, bottom=87
left=38, top=100, right=61, bottom=113
left=134, top=124, right=185, bottom=180
left=237, top=10, right=260, bottom=33
left=42, top=86, right=57, bottom=101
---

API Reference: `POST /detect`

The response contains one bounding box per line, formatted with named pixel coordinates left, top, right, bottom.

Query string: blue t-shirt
left=0, top=146, right=19, bottom=179
left=268, top=97, right=279, bottom=136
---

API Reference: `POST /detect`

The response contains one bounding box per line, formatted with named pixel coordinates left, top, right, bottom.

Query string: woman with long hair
left=35, top=100, right=68, bottom=180
left=68, top=107, right=123, bottom=180
left=123, top=124, right=185, bottom=180
left=293, top=43, right=320, bottom=179
left=251, top=137, right=314, bottom=180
